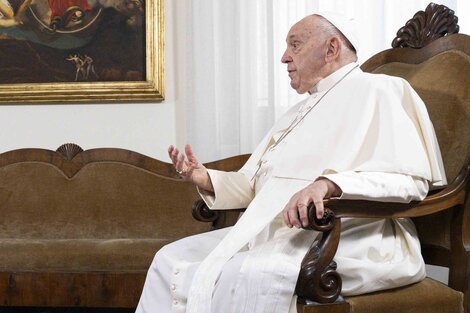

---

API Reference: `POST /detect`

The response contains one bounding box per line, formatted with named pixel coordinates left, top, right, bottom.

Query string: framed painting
left=0, top=0, right=164, bottom=103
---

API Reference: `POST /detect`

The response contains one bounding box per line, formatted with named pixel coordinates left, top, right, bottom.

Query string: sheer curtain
left=179, top=0, right=469, bottom=162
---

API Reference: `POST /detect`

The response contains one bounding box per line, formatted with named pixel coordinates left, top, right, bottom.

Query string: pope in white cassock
left=136, top=12, right=446, bottom=313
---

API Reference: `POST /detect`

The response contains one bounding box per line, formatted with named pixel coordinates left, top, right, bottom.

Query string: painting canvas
left=0, top=0, right=164, bottom=103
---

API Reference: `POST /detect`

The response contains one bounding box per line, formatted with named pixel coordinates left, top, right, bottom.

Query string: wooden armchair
left=194, top=3, right=470, bottom=313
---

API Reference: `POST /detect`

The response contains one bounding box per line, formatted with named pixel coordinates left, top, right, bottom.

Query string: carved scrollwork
left=191, top=199, right=225, bottom=230
left=56, top=143, right=84, bottom=160
left=296, top=214, right=342, bottom=304
left=306, top=207, right=335, bottom=232
left=192, top=199, right=218, bottom=222
left=316, top=262, right=342, bottom=300
left=392, top=2, right=459, bottom=48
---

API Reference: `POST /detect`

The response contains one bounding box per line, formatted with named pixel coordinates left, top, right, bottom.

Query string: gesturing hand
left=282, top=178, right=341, bottom=228
left=168, top=144, right=214, bottom=192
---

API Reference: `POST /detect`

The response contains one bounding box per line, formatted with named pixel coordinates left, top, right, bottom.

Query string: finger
left=283, top=197, right=297, bottom=223
left=314, top=199, right=325, bottom=220
left=171, top=147, right=180, bottom=161
left=168, top=146, right=174, bottom=162
left=185, top=144, right=199, bottom=164
left=288, top=208, right=301, bottom=228
left=176, top=153, right=185, bottom=172
left=282, top=207, right=292, bottom=228
left=185, top=162, right=196, bottom=174
left=298, top=203, right=309, bottom=227
left=168, top=146, right=179, bottom=165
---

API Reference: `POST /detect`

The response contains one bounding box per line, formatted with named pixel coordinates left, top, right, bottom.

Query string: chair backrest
left=362, top=39, right=469, bottom=184
left=361, top=2, right=469, bottom=294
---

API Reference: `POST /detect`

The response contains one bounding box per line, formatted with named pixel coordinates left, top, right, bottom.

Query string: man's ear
left=325, top=37, right=341, bottom=62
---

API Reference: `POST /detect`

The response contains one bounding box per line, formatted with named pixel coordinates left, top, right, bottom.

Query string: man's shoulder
left=349, top=70, right=411, bottom=94
left=354, top=70, right=406, bottom=86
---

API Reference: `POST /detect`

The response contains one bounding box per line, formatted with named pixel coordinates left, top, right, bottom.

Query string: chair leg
left=449, top=198, right=470, bottom=313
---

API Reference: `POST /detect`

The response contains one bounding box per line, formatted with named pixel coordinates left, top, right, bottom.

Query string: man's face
left=281, top=16, right=327, bottom=94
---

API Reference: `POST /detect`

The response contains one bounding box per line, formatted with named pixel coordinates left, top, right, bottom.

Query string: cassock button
left=173, top=299, right=178, bottom=305
left=171, top=284, right=176, bottom=291
left=174, top=269, right=179, bottom=275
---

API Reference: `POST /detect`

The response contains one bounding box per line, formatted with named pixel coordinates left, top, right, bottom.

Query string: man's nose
left=281, top=50, right=291, bottom=63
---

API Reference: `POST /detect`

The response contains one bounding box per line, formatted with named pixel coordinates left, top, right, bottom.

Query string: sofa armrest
left=192, top=199, right=245, bottom=230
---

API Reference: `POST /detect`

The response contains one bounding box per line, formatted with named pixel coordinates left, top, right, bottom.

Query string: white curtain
left=178, top=0, right=469, bottom=162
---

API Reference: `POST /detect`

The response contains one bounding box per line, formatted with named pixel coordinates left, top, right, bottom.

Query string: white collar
left=309, top=62, right=358, bottom=94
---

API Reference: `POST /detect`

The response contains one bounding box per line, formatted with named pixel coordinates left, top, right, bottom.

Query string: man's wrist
left=201, top=171, right=214, bottom=193
left=315, top=177, right=342, bottom=198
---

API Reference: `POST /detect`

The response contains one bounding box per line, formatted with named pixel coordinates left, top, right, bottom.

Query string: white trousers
left=135, top=226, right=301, bottom=313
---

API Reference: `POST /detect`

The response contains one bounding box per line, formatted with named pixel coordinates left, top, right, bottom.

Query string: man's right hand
left=168, top=144, right=214, bottom=192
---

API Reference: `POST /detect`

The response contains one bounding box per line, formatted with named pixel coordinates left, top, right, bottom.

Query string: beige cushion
left=345, top=278, right=463, bottom=313
left=0, top=238, right=169, bottom=271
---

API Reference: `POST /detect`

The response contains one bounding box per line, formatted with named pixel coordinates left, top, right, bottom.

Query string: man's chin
left=290, top=82, right=299, bottom=92
left=289, top=81, right=308, bottom=94
left=290, top=84, right=307, bottom=94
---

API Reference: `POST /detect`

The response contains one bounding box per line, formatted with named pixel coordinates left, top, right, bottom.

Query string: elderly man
left=136, top=12, right=445, bottom=313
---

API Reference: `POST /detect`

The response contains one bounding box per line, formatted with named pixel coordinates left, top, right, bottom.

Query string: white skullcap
left=316, top=12, right=359, bottom=53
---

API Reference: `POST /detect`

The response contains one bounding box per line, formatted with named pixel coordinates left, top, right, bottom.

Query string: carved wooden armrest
left=192, top=199, right=224, bottom=231
left=296, top=209, right=343, bottom=305
left=192, top=199, right=245, bottom=231
left=296, top=163, right=469, bottom=304
left=324, top=162, right=469, bottom=219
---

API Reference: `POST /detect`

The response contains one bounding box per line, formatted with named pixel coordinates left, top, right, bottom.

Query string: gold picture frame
left=0, top=0, right=164, bottom=104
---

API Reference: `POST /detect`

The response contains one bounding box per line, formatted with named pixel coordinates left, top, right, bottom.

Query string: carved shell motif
left=392, top=2, right=459, bottom=48
left=56, top=143, right=84, bottom=160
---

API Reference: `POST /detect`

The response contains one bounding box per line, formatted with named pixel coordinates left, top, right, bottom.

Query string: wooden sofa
left=0, top=143, right=246, bottom=309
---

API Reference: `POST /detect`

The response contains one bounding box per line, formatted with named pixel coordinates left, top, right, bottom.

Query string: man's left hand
left=282, top=178, right=342, bottom=228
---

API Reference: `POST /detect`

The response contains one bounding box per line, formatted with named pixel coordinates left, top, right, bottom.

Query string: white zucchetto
left=316, top=12, right=360, bottom=52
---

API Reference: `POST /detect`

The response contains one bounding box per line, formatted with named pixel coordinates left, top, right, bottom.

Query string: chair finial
left=392, top=3, right=459, bottom=49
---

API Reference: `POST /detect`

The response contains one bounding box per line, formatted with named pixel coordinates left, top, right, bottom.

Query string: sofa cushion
left=0, top=238, right=169, bottom=271
left=345, top=277, right=463, bottom=313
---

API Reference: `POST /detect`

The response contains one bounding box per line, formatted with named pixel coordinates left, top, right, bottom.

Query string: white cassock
left=136, top=62, right=447, bottom=313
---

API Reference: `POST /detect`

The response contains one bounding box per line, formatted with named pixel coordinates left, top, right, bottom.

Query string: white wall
left=0, top=2, right=181, bottom=162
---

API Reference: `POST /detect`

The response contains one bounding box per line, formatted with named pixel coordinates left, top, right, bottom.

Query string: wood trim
left=421, top=244, right=451, bottom=267
left=296, top=217, right=342, bottom=304
left=0, top=145, right=250, bottom=179
left=361, top=33, right=470, bottom=73
left=297, top=298, right=350, bottom=313
left=0, top=271, right=145, bottom=308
